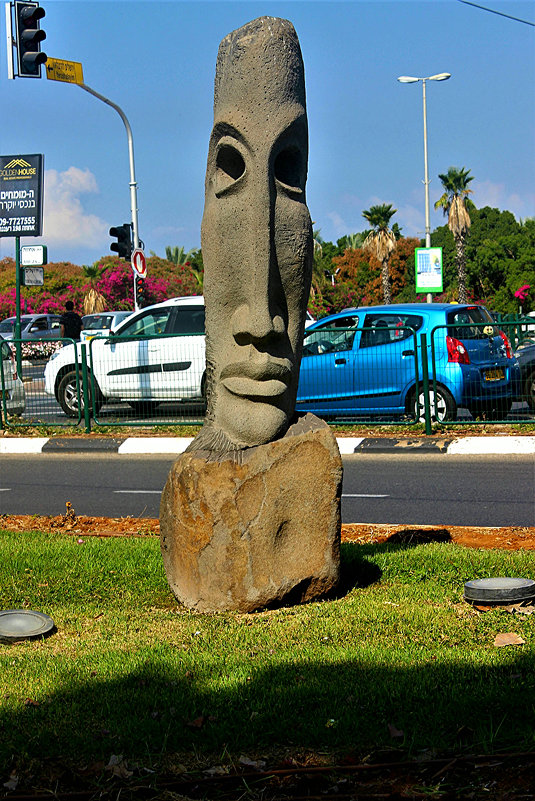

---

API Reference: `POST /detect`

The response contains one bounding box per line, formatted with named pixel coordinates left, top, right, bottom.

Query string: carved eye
left=274, top=147, right=303, bottom=192
left=215, top=144, right=245, bottom=192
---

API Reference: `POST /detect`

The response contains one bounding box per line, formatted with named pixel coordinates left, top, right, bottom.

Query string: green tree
left=430, top=206, right=535, bottom=311
left=362, top=204, right=398, bottom=304
left=434, top=166, right=474, bottom=303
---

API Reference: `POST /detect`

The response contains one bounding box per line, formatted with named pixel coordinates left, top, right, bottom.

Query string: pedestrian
left=60, top=300, right=83, bottom=341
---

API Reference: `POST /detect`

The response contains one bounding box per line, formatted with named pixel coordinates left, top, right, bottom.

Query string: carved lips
left=220, top=358, right=292, bottom=399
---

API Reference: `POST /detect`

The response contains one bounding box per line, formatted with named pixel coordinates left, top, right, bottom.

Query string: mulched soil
left=2, top=512, right=535, bottom=551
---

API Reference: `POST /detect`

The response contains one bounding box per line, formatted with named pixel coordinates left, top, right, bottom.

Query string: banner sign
left=415, top=247, right=443, bottom=293
left=0, top=154, right=44, bottom=237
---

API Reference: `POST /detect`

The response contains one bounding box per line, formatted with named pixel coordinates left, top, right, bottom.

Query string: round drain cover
left=0, top=609, right=55, bottom=642
left=464, top=577, right=535, bottom=604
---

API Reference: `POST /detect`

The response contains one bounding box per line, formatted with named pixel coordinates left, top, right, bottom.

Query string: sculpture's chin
left=215, top=398, right=290, bottom=449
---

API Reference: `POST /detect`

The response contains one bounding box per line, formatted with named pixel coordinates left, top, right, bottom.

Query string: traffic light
left=135, top=275, right=146, bottom=304
left=14, top=1, right=47, bottom=78
left=109, top=223, right=133, bottom=260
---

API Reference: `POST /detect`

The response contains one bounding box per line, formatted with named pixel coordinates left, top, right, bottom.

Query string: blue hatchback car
left=296, top=303, right=521, bottom=422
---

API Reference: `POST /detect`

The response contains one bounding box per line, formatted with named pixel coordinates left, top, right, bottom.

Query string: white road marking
left=114, top=490, right=161, bottom=494
left=0, top=488, right=11, bottom=491
left=118, top=437, right=194, bottom=454
left=343, top=493, right=389, bottom=498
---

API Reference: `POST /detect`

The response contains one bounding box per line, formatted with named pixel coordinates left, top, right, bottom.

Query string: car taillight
left=446, top=335, right=470, bottom=364
left=499, top=330, right=513, bottom=358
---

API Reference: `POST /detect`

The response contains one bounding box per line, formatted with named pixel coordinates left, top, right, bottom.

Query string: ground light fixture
left=0, top=609, right=55, bottom=642
left=464, top=577, right=535, bottom=605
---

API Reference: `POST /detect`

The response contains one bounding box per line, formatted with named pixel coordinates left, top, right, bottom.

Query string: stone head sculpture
left=199, top=16, right=313, bottom=451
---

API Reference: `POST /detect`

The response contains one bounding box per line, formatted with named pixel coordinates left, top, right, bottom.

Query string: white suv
left=45, top=296, right=205, bottom=417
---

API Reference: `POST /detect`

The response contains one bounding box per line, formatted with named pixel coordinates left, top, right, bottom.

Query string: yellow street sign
left=45, top=58, right=84, bottom=85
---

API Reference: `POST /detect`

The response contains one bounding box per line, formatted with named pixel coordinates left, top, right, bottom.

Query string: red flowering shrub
left=0, top=255, right=200, bottom=319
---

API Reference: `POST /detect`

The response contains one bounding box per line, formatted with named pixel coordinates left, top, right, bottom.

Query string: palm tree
left=81, top=264, right=108, bottom=315
left=165, top=245, right=196, bottom=266
left=362, top=204, right=398, bottom=304
left=434, top=166, right=474, bottom=303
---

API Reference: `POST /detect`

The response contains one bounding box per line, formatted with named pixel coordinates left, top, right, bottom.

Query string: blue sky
left=1, top=0, right=534, bottom=266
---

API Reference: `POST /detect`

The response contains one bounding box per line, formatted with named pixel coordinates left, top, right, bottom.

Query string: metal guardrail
left=1, top=318, right=534, bottom=432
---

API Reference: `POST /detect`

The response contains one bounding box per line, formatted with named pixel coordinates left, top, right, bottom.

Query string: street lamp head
left=428, top=72, right=451, bottom=81
left=397, top=75, right=419, bottom=83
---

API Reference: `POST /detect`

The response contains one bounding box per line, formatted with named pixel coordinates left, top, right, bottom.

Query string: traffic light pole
left=77, top=83, right=140, bottom=308
left=78, top=83, right=139, bottom=251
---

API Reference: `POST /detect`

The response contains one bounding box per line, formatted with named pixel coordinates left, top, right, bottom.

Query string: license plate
left=484, top=368, right=505, bottom=381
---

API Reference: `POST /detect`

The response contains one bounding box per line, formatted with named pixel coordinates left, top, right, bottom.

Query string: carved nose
left=231, top=302, right=284, bottom=344
left=230, top=179, right=284, bottom=343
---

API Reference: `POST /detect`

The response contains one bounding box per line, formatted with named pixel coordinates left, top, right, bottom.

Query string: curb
left=1, top=436, right=535, bottom=456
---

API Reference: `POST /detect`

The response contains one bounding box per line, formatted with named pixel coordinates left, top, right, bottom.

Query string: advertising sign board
left=0, top=154, right=44, bottom=237
left=415, top=247, right=443, bottom=294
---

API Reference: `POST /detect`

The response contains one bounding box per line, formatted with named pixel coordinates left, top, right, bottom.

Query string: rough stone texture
left=160, top=414, right=342, bottom=612
left=200, top=16, right=313, bottom=450
left=160, top=19, right=341, bottom=613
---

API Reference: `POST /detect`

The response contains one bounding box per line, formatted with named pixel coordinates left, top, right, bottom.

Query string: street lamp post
left=398, top=72, right=451, bottom=301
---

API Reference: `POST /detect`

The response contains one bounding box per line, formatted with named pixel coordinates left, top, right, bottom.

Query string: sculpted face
left=201, top=17, right=313, bottom=449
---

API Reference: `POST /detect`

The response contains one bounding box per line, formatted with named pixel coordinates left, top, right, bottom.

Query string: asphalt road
left=1, top=453, right=533, bottom=527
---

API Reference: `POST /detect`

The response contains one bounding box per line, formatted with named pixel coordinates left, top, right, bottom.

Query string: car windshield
left=303, top=316, right=359, bottom=355
left=82, top=315, right=114, bottom=330
left=116, top=308, right=173, bottom=337
left=0, top=319, right=15, bottom=333
left=447, top=306, right=496, bottom=339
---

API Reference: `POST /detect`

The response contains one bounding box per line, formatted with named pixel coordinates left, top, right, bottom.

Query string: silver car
left=0, top=335, right=25, bottom=416
left=0, top=313, right=61, bottom=341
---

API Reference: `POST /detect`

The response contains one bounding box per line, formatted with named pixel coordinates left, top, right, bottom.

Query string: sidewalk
left=1, top=435, right=535, bottom=455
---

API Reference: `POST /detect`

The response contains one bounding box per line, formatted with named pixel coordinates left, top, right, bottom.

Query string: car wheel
left=128, top=401, right=160, bottom=415
left=409, top=385, right=456, bottom=423
left=525, top=371, right=535, bottom=411
left=57, top=370, right=102, bottom=418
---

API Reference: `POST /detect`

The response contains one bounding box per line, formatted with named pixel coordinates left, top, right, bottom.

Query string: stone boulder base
left=160, top=415, right=342, bottom=612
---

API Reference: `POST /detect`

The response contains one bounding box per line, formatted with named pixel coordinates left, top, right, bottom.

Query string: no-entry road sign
left=131, top=248, right=147, bottom=277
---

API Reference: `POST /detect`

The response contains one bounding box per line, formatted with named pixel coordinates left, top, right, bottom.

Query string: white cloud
left=474, top=180, right=535, bottom=221
left=396, top=204, right=425, bottom=239
left=42, top=167, right=107, bottom=245
left=325, top=211, right=348, bottom=236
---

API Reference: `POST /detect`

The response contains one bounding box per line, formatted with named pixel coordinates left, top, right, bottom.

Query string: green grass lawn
left=1, top=528, right=534, bottom=778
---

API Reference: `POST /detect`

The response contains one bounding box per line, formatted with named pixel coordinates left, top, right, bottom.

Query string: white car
left=45, top=296, right=206, bottom=417
left=1, top=335, right=25, bottom=417
left=80, top=310, right=134, bottom=341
